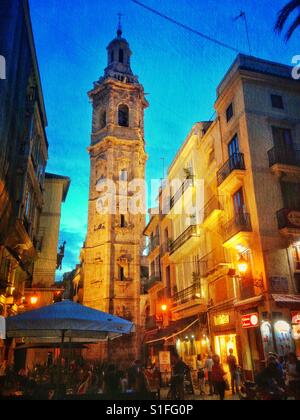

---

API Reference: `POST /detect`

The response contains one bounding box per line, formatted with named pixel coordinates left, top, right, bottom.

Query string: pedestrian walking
left=286, top=352, right=300, bottom=400
left=212, top=355, right=227, bottom=401
left=173, top=356, right=188, bottom=400
left=227, top=349, right=239, bottom=394
left=204, top=353, right=214, bottom=396
left=128, top=360, right=141, bottom=391
left=104, top=364, right=120, bottom=397
left=196, top=355, right=206, bottom=396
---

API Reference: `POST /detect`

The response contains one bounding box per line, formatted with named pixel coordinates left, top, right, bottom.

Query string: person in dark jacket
left=227, top=349, right=239, bottom=395
left=212, top=355, right=227, bottom=401
left=256, top=356, right=285, bottom=398
left=173, top=357, right=189, bottom=400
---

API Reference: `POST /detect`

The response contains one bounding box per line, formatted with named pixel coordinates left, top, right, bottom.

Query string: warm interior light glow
left=236, top=244, right=247, bottom=253
left=161, top=304, right=167, bottom=312
left=30, top=295, right=38, bottom=306
left=237, top=255, right=248, bottom=274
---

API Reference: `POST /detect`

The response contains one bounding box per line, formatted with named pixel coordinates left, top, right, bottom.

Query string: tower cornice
left=87, top=136, right=148, bottom=156
left=88, top=78, right=149, bottom=109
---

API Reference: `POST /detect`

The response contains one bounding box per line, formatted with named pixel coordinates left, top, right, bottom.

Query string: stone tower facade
left=83, top=25, right=148, bottom=361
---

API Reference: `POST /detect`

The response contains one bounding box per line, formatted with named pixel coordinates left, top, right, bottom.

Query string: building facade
left=0, top=0, right=48, bottom=319
left=82, top=25, right=148, bottom=362
left=0, top=1, right=70, bottom=369
left=32, top=173, right=70, bottom=288
left=145, top=54, right=300, bottom=378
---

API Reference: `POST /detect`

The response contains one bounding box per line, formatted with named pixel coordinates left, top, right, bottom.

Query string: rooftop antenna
left=234, top=11, right=252, bottom=56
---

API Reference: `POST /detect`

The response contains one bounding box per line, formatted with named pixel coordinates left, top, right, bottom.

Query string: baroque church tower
left=83, top=23, right=148, bottom=360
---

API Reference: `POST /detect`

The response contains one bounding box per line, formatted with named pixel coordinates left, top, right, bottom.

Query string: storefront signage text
left=214, top=314, right=230, bottom=326
left=241, top=313, right=259, bottom=329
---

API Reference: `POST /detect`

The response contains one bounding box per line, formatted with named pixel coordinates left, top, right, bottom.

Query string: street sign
left=241, top=313, right=259, bottom=329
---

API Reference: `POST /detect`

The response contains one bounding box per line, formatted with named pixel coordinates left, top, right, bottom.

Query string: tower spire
left=117, top=13, right=123, bottom=38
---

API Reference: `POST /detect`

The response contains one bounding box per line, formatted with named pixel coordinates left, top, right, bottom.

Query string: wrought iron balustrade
left=169, top=225, right=198, bottom=255
left=170, top=178, right=194, bottom=210
left=223, top=212, right=252, bottom=243
left=144, top=275, right=161, bottom=292
left=277, top=208, right=300, bottom=230
left=145, top=315, right=157, bottom=330
left=198, top=247, right=230, bottom=277
left=268, top=146, right=300, bottom=168
left=200, top=196, right=223, bottom=222
left=217, top=153, right=245, bottom=186
left=172, top=282, right=202, bottom=306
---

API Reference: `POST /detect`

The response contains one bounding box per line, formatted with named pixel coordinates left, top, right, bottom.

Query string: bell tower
left=83, top=22, right=148, bottom=362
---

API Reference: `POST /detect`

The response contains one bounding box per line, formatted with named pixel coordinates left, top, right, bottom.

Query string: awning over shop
left=272, top=294, right=300, bottom=307
left=145, top=314, right=207, bottom=345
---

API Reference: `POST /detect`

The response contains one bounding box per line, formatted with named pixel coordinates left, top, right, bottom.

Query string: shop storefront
left=214, top=334, right=238, bottom=370
left=292, top=312, right=300, bottom=357
left=271, top=294, right=300, bottom=356
left=144, top=316, right=208, bottom=370
left=209, top=308, right=241, bottom=376
left=175, top=330, right=210, bottom=370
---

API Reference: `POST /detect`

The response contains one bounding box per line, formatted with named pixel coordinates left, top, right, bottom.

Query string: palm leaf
left=275, top=0, right=300, bottom=32
left=286, top=13, right=300, bottom=39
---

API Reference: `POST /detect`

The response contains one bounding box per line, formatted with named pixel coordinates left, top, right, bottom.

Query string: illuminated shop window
left=293, top=245, right=300, bottom=271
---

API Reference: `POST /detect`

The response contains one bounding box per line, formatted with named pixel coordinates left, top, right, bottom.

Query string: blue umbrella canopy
left=6, top=300, right=134, bottom=342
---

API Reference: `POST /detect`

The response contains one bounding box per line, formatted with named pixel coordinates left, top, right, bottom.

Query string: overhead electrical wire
left=131, top=0, right=241, bottom=54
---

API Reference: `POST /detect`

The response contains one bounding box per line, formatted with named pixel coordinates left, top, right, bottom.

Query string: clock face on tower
left=82, top=26, right=148, bottom=361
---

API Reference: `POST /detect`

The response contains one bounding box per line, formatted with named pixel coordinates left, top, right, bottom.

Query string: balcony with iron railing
left=172, top=282, right=203, bottom=307
left=223, top=212, right=252, bottom=246
left=144, top=275, right=161, bottom=293
left=160, top=241, right=171, bottom=256
left=200, top=196, right=223, bottom=226
left=217, top=153, right=246, bottom=187
left=170, top=177, right=194, bottom=210
left=145, top=315, right=157, bottom=330
left=268, top=146, right=300, bottom=169
left=144, top=236, right=160, bottom=256
left=198, top=247, right=231, bottom=278
left=277, top=208, right=300, bottom=233
left=169, top=225, right=199, bottom=255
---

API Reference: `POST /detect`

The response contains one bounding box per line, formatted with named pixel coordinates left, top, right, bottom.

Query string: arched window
left=111, top=50, right=114, bottom=63
left=119, top=49, right=124, bottom=63
left=118, top=104, right=129, bottom=127
left=100, top=110, right=106, bottom=129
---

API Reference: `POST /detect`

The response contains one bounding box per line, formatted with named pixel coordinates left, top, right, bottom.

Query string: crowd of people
left=193, top=350, right=300, bottom=400
left=0, top=351, right=299, bottom=400
left=0, top=358, right=157, bottom=400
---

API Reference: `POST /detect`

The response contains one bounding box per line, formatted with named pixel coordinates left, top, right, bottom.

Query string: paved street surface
left=160, top=388, right=240, bottom=401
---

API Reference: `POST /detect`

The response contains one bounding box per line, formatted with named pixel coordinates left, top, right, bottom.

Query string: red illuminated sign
left=242, top=313, right=259, bottom=329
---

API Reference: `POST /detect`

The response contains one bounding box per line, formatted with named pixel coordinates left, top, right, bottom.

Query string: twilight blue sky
left=28, top=0, right=300, bottom=279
